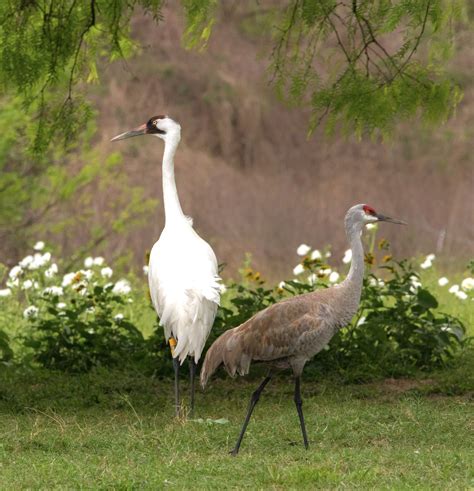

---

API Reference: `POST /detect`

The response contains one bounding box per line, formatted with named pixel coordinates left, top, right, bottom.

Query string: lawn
left=1, top=362, right=473, bottom=489
left=1, top=253, right=472, bottom=488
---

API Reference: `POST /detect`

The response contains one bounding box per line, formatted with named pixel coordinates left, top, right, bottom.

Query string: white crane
left=112, top=115, right=221, bottom=416
left=201, top=204, right=405, bottom=455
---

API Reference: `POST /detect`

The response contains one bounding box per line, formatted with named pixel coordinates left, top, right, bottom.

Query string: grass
left=1, top=258, right=472, bottom=488
left=1, top=364, right=473, bottom=489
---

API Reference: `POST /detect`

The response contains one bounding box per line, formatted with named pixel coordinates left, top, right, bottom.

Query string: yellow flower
left=378, top=238, right=390, bottom=250
left=72, top=272, right=83, bottom=283
left=364, top=253, right=375, bottom=265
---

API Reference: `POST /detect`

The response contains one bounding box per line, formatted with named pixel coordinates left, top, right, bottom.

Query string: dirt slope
left=93, top=4, right=473, bottom=278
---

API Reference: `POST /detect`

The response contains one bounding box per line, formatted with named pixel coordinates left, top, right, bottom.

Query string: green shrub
left=3, top=245, right=146, bottom=372
left=1, top=238, right=470, bottom=378
left=211, top=255, right=468, bottom=382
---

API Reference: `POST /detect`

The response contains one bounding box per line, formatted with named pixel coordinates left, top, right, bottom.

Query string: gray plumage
left=200, top=204, right=405, bottom=455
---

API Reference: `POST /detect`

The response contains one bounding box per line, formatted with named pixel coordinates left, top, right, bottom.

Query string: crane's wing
left=201, top=296, right=335, bottom=385
left=148, top=227, right=221, bottom=363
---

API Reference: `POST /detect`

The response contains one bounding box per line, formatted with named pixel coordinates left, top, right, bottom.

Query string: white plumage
left=148, top=219, right=221, bottom=363
left=111, top=114, right=221, bottom=412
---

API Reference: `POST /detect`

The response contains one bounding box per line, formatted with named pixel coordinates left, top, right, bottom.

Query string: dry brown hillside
left=92, top=3, right=473, bottom=278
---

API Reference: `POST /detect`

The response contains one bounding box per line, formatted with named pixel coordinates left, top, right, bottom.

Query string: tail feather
left=200, top=326, right=253, bottom=388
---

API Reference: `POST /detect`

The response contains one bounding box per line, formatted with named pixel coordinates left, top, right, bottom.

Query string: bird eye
left=153, top=120, right=158, bottom=126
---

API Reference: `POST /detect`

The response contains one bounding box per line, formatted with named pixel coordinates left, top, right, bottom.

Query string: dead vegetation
left=88, top=3, right=473, bottom=277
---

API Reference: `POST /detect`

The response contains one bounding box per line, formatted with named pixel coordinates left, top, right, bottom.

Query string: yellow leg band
left=169, top=337, right=177, bottom=355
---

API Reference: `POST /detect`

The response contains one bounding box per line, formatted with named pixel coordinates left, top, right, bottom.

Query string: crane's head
left=346, top=204, right=406, bottom=231
left=110, top=115, right=181, bottom=142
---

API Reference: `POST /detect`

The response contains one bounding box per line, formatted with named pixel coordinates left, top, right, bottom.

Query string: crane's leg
left=189, top=357, right=196, bottom=417
left=169, top=337, right=180, bottom=417
left=230, top=374, right=272, bottom=457
left=294, top=376, right=309, bottom=449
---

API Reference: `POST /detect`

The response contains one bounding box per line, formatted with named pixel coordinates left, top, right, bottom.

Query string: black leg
left=230, top=375, right=272, bottom=456
left=172, top=357, right=180, bottom=417
left=189, top=357, right=196, bottom=417
left=294, top=376, right=309, bottom=449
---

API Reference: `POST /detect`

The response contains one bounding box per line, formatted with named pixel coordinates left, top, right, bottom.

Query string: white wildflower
left=297, top=244, right=311, bottom=256
left=93, top=257, right=105, bottom=266
left=420, top=259, right=432, bottom=269
left=278, top=281, right=286, bottom=289
left=57, top=302, right=67, bottom=309
left=113, top=279, right=132, bottom=295
left=143, top=265, right=149, bottom=275
left=219, top=283, right=227, bottom=294
left=329, top=271, right=340, bottom=283
left=62, top=272, right=76, bottom=287
left=448, top=284, right=459, bottom=294
left=325, top=251, right=332, bottom=258
left=22, top=279, right=33, bottom=290
left=6, top=278, right=19, bottom=288
left=369, top=277, right=377, bottom=287
left=293, top=264, right=305, bottom=276
left=9, top=265, right=22, bottom=279
left=84, top=257, right=94, bottom=268
left=438, top=277, right=449, bottom=287
left=80, top=269, right=94, bottom=281
left=101, top=267, right=113, bottom=278
left=455, top=291, right=468, bottom=300
left=426, top=254, right=435, bottom=261
left=45, top=263, right=58, bottom=278
left=409, top=275, right=422, bottom=292
left=308, top=273, right=317, bottom=285
left=29, top=252, right=51, bottom=270
left=19, top=256, right=33, bottom=268
left=23, top=305, right=39, bottom=319
left=43, top=286, right=63, bottom=296
left=114, top=313, right=124, bottom=322
left=33, top=281, right=39, bottom=289
left=378, top=279, right=385, bottom=287
left=342, top=249, right=352, bottom=264
left=321, top=268, right=332, bottom=276
left=461, top=277, right=474, bottom=291
left=311, top=249, right=322, bottom=260
left=357, top=316, right=366, bottom=326
left=33, top=241, right=45, bottom=251
left=0, top=288, right=12, bottom=297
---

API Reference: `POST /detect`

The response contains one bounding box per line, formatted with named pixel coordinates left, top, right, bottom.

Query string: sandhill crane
left=201, top=204, right=405, bottom=455
left=112, top=115, right=221, bottom=416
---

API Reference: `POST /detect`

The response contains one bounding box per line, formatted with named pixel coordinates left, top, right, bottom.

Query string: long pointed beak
left=375, top=213, right=407, bottom=225
left=110, top=123, right=147, bottom=142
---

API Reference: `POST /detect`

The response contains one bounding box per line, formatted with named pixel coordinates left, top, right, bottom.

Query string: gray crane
left=200, top=204, right=405, bottom=455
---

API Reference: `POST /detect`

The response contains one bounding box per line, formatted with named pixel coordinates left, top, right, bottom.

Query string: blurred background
left=2, top=2, right=473, bottom=279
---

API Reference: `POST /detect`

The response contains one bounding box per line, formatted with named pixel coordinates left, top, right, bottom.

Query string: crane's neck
left=341, top=220, right=365, bottom=293
left=161, top=129, right=185, bottom=225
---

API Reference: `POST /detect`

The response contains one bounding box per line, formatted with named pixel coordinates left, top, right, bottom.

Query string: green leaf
left=417, top=289, right=439, bottom=309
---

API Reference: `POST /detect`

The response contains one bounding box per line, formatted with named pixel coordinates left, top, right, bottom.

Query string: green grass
left=1, top=366, right=473, bottom=489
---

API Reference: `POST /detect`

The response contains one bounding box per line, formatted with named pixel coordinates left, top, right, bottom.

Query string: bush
left=3, top=245, right=146, bottom=372
left=311, top=260, right=467, bottom=381
left=211, top=249, right=469, bottom=381
left=0, top=237, right=470, bottom=378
